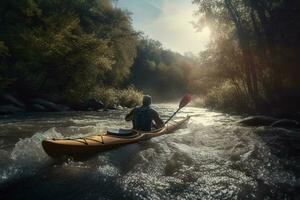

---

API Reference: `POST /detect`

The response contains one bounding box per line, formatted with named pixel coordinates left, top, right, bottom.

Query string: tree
left=193, top=0, right=300, bottom=112
left=0, top=0, right=138, bottom=104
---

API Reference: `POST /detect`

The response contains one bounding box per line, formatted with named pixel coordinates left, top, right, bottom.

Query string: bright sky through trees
left=117, top=0, right=211, bottom=55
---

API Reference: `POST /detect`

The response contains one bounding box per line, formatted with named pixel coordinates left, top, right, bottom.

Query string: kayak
left=42, top=116, right=190, bottom=158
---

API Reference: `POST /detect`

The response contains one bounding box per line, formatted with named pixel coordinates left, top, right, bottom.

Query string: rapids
left=0, top=104, right=299, bottom=200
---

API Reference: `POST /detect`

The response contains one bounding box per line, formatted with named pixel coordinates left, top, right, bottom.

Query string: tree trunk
left=224, top=0, right=260, bottom=107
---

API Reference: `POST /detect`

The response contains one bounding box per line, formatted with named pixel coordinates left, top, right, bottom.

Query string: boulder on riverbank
left=0, top=105, right=25, bottom=114
left=31, top=104, right=47, bottom=112
left=0, top=94, right=123, bottom=115
left=2, top=94, right=25, bottom=109
left=74, top=98, right=104, bottom=111
left=239, top=115, right=300, bottom=130
left=0, top=94, right=27, bottom=114
left=238, top=115, right=278, bottom=126
left=31, top=98, right=70, bottom=112
left=271, top=119, right=300, bottom=128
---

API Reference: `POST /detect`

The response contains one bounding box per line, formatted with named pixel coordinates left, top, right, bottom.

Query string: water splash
left=11, top=128, right=62, bottom=163
left=0, top=105, right=299, bottom=199
left=0, top=128, right=63, bottom=183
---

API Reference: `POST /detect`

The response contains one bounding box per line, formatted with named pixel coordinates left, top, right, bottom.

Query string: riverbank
left=0, top=87, right=142, bottom=115
left=201, top=85, right=300, bottom=119
left=192, top=94, right=300, bottom=122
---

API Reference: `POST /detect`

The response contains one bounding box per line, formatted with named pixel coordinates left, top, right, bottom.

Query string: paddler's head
left=142, top=95, right=152, bottom=106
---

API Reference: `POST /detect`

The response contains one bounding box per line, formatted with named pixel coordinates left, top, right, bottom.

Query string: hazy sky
left=117, top=0, right=211, bottom=55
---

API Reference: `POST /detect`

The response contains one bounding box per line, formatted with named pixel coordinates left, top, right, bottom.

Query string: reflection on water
left=0, top=104, right=299, bottom=200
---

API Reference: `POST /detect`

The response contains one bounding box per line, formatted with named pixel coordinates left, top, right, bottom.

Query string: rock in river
left=271, top=119, right=300, bottom=128
left=238, top=115, right=278, bottom=126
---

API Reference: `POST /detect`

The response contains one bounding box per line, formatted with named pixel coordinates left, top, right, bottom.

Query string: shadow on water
left=0, top=165, right=126, bottom=200
left=0, top=142, right=147, bottom=200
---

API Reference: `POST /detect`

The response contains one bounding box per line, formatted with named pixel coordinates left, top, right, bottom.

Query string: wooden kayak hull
left=42, top=116, right=190, bottom=158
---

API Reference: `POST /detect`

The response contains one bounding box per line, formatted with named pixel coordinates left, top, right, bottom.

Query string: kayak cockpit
left=106, top=126, right=165, bottom=137
left=107, top=128, right=133, bottom=136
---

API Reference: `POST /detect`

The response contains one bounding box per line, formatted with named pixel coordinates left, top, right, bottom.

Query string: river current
left=0, top=104, right=299, bottom=200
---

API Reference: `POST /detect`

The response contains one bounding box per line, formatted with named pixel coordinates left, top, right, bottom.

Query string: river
left=0, top=104, right=299, bottom=200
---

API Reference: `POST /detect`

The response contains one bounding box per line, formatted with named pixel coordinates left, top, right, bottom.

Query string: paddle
left=164, top=94, right=192, bottom=124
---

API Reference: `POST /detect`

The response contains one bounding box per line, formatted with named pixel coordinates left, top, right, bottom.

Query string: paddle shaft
left=164, top=94, right=192, bottom=125
left=164, top=107, right=181, bottom=125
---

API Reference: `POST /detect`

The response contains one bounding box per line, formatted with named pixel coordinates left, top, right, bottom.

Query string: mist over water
left=0, top=104, right=299, bottom=200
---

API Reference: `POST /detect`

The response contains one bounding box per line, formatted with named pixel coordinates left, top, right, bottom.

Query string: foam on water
left=11, top=128, right=62, bottom=162
left=97, top=155, right=121, bottom=179
left=114, top=119, right=298, bottom=199
left=0, top=128, right=63, bottom=183
left=0, top=105, right=299, bottom=199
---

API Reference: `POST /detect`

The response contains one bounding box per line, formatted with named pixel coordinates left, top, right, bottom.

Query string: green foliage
left=118, top=86, right=143, bottom=107
left=1, top=0, right=219, bottom=106
left=3, top=0, right=298, bottom=115
left=203, top=81, right=249, bottom=112
left=19, top=11, right=114, bottom=100
left=91, top=86, right=142, bottom=108
left=193, top=0, right=300, bottom=113
left=0, top=0, right=137, bottom=103
left=103, top=9, right=138, bottom=86
left=0, top=0, right=200, bottom=106
left=129, top=38, right=194, bottom=99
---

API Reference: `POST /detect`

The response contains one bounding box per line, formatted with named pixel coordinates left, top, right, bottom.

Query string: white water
left=0, top=104, right=299, bottom=200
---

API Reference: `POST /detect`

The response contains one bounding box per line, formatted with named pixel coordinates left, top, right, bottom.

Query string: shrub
left=203, top=81, right=249, bottom=112
left=118, top=86, right=143, bottom=107
left=91, top=86, right=142, bottom=108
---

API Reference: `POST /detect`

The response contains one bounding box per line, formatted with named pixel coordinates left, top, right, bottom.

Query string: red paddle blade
left=179, top=94, right=192, bottom=108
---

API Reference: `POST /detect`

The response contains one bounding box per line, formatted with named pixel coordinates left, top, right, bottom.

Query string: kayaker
left=125, top=95, right=164, bottom=131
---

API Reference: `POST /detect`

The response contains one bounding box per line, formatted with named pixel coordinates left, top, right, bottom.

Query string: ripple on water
left=116, top=118, right=298, bottom=199
left=0, top=105, right=299, bottom=200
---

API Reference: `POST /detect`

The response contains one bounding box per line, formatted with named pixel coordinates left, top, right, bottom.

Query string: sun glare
left=202, top=27, right=211, bottom=37
left=118, top=0, right=211, bottom=54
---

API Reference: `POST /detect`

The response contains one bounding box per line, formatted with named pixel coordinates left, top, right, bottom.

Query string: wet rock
left=1, top=94, right=25, bottom=109
left=238, top=115, right=278, bottom=126
left=31, top=99, right=55, bottom=111
left=0, top=105, right=25, bottom=114
left=271, top=119, right=300, bottom=128
left=31, top=98, right=70, bottom=112
left=31, top=104, right=47, bottom=112
left=116, top=105, right=123, bottom=110
left=54, top=104, right=71, bottom=112
left=106, top=104, right=117, bottom=110
left=76, top=98, right=104, bottom=111
left=87, top=98, right=104, bottom=110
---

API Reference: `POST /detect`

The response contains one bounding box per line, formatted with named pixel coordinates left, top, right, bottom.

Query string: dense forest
left=0, top=0, right=299, bottom=115
left=0, top=0, right=139, bottom=108
left=0, top=0, right=194, bottom=111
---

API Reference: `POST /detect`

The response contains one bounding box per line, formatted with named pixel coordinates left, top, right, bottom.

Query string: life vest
left=132, top=106, right=153, bottom=131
